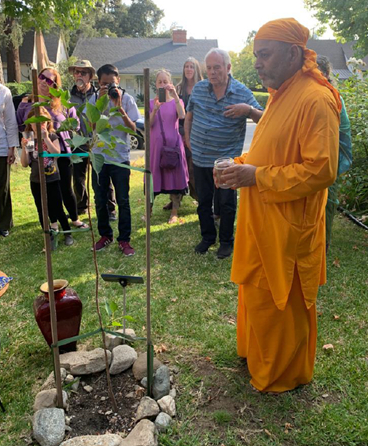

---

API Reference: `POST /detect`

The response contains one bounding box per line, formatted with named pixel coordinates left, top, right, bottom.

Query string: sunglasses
left=74, top=69, right=89, bottom=76
left=38, top=73, right=56, bottom=87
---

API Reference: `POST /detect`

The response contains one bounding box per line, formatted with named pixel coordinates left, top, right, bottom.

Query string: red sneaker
left=118, top=241, right=135, bottom=256
left=93, top=236, right=113, bottom=251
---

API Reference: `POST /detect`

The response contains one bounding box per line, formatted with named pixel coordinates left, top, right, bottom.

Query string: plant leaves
left=67, top=134, right=89, bottom=149
left=105, top=300, right=112, bottom=317
left=57, top=118, right=79, bottom=132
left=114, top=124, right=136, bottom=135
left=90, top=152, right=105, bottom=174
left=70, top=154, right=84, bottom=164
left=48, top=87, right=61, bottom=98
left=86, top=102, right=101, bottom=124
left=122, top=315, right=136, bottom=323
left=109, top=301, right=118, bottom=314
left=24, top=115, right=50, bottom=125
left=95, top=94, right=110, bottom=113
left=32, top=101, right=51, bottom=108
left=98, top=129, right=112, bottom=145
left=96, top=115, right=110, bottom=133
left=112, top=321, right=123, bottom=327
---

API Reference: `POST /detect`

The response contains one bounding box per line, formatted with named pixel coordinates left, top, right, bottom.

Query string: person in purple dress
left=149, top=69, right=189, bottom=224
left=17, top=67, right=87, bottom=230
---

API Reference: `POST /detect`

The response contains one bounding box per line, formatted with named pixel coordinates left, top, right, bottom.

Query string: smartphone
left=101, top=274, right=144, bottom=285
left=158, top=87, right=166, bottom=103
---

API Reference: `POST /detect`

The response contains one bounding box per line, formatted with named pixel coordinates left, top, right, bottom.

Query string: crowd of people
left=0, top=17, right=352, bottom=394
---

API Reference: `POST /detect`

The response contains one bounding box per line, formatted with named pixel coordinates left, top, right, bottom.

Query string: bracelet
left=247, top=105, right=254, bottom=118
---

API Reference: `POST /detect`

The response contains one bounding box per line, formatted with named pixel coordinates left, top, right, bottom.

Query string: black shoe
left=64, top=234, right=74, bottom=246
left=217, top=244, right=233, bottom=259
left=195, top=240, right=215, bottom=254
left=109, top=213, right=117, bottom=221
left=0, top=230, right=9, bottom=237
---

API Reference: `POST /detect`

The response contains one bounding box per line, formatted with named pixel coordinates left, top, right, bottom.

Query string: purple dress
left=150, top=99, right=189, bottom=194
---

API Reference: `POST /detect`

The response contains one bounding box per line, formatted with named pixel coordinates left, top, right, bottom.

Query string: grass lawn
left=0, top=160, right=367, bottom=446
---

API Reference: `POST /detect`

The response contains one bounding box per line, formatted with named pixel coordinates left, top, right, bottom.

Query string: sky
left=128, top=0, right=334, bottom=53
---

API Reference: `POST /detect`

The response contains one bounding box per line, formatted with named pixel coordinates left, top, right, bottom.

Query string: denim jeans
left=92, top=162, right=131, bottom=242
left=193, top=164, right=237, bottom=245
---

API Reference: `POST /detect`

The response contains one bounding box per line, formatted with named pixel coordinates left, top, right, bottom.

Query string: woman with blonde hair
left=17, top=67, right=87, bottom=229
left=174, top=57, right=203, bottom=204
left=149, top=69, right=189, bottom=223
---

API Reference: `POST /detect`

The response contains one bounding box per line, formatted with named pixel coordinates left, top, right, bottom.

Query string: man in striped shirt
left=185, top=48, right=263, bottom=259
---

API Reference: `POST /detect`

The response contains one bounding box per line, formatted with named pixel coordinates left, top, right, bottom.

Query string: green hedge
left=253, top=92, right=269, bottom=109
left=6, top=81, right=33, bottom=97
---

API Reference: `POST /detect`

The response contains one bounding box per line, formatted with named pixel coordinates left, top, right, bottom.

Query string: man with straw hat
left=219, top=18, right=341, bottom=392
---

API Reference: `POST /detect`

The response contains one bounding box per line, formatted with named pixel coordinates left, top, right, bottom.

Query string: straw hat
left=68, top=60, right=96, bottom=78
left=0, top=271, right=12, bottom=297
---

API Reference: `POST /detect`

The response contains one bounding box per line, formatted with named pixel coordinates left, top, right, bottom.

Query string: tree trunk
left=0, top=53, right=5, bottom=85
left=5, top=17, right=21, bottom=83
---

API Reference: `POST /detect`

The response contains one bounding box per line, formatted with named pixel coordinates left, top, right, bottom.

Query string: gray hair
left=204, top=48, right=231, bottom=69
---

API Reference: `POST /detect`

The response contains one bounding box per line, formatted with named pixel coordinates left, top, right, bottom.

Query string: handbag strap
left=157, top=109, right=167, bottom=146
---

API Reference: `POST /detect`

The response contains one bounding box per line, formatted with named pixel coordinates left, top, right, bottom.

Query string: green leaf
left=97, top=129, right=112, bottom=145
left=96, top=115, right=110, bottom=133
left=102, top=148, right=116, bottom=158
left=32, top=101, right=51, bottom=108
left=95, top=94, right=110, bottom=113
left=105, top=300, right=112, bottom=317
left=56, top=118, right=79, bottom=132
left=61, top=98, right=79, bottom=109
left=24, top=116, right=50, bottom=125
left=109, top=301, right=118, bottom=313
left=112, top=321, right=123, bottom=327
left=122, top=315, right=136, bottom=323
left=86, top=102, right=101, bottom=124
left=82, top=116, right=92, bottom=134
left=61, top=90, right=71, bottom=102
left=114, top=124, right=136, bottom=135
left=48, top=87, right=61, bottom=98
left=90, top=152, right=105, bottom=174
left=114, top=137, right=127, bottom=146
left=70, top=154, right=84, bottom=164
left=67, top=134, right=89, bottom=149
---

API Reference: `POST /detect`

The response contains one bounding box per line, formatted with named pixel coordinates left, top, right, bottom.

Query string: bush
left=6, top=81, right=32, bottom=97
left=338, top=65, right=368, bottom=212
left=253, top=92, right=269, bottom=109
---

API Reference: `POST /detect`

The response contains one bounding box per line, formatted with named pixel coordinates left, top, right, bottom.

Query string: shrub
left=253, top=92, right=269, bottom=109
left=6, top=81, right=32, bottom=97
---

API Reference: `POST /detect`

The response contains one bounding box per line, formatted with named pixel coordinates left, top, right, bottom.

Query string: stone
left=132, top=353, right=163, bottom=381
left=34, top=389, right=68, bottom=412
left=65, top=374, right=75, bottom=384
left=121, top=419, right=157, bottom=446
left=152, top=366, right=170, bottom=400
left=141, top=377, right=147, bottom=388
left=40, top=368, right=68, bottom=391
left=109, top=345, right=137, bottom=375
left=169, top=388, right=177, bottom=399
left=135, top=397, right=160, bottom=422
left=154, top=412, right=172, bottom=432
left=84, top=385, right=93, bottom=393
left=33, top=408, right=65, bottom=446
left=60, top=348, right=111, bottom=375
left=157, top=395, right=176, bottom=417
left=60, top=434, right=123, bottom=445
left=105, top=329, right=136, bottom=351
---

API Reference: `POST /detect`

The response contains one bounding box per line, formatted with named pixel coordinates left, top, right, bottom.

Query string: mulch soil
left=65, top=368, right=143, bottom=439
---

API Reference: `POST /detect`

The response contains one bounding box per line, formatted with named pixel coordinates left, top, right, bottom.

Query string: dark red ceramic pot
left=33, top=279, right=82, bottom=353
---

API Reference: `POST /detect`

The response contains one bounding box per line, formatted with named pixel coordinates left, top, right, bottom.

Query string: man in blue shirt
left=185, top=48, right=263, bottom=259
left=90, top=64, right=140, bottom=256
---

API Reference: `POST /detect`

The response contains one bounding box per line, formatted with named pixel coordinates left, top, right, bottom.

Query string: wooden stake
left=144, top=68, right=154, bottom=397
left=31, top=69, right=63, bottom=408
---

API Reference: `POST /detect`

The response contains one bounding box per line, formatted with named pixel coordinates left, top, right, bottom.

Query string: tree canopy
left=304, top=0, right=368, bottom=55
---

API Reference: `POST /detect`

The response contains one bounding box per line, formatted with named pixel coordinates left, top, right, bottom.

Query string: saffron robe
left=231, top=68, right=340, bottom=392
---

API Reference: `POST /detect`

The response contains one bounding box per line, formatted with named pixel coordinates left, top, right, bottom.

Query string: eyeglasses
left=38, top=73, right=56, bottom=87
left=74, top=70, right=89, bottom=76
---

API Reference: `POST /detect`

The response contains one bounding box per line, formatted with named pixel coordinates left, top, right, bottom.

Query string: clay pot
left=33, top=279, right=82, bottom=353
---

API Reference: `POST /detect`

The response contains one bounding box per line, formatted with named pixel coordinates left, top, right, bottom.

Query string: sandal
left=73, top=221, right=89, bottom=229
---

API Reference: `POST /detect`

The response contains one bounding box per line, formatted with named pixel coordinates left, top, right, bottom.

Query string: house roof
left=307, top=39, right=367, bottom=79
left=1, top=31, right=61, bottom=64
left=72, top=37, right=218, bottom=75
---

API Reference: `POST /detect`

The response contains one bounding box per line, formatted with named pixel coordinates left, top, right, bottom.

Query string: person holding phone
left=149, top=69, right=188, bottom=224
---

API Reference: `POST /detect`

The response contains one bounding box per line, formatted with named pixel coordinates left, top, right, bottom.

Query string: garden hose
left=337, top=206, right=368, bottom=231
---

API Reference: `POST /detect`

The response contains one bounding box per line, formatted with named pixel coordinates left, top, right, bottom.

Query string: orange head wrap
left=255, top=18, right=342, bottom=111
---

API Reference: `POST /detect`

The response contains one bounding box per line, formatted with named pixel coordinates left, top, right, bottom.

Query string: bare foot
left=168, top=215, right=179, bottom=224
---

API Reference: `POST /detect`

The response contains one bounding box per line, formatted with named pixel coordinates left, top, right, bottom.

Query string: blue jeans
left=92, top=163, right=131, bottom=242
left=193, top=164, right=237, bottom=245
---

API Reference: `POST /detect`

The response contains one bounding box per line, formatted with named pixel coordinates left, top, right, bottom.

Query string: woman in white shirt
left=0, top=84, right=18, bottom=237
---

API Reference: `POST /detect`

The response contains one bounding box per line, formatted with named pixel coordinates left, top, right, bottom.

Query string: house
left=1, top=31, right=68, bottom=82
left=72, top=30, right=218, bottom=98
left=307, top=39, right=368, bottom=80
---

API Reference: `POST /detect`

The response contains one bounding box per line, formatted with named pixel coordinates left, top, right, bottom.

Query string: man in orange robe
left=220, top=18, right=341, bottom=393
